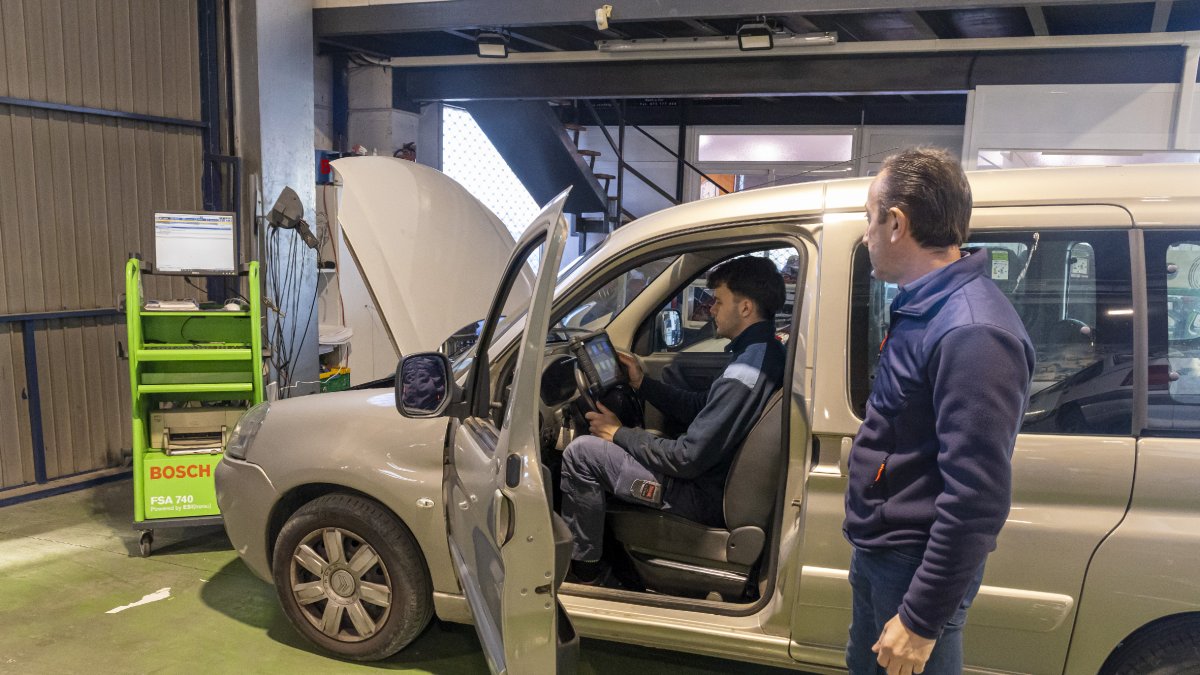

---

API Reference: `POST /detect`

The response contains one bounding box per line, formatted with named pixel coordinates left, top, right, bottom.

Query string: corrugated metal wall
left=0, top=0, right=205, bottom=488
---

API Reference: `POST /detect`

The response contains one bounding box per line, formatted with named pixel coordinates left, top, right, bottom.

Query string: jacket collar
left=726, top=320, right=775, bottom=354
left=891, top=249, right=987, bottom=318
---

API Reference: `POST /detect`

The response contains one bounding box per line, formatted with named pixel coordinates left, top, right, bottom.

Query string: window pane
left=442, top=106, right=541, bottom=241
left=697, top=134, right=853, bottom=163
left=849, top=231, right=1134, bottom=435
left=1146, top=233, right=1200, bottom=436
left=487, top=239, right=545, bottom=353
left=655, top=247, right=798, bottom=353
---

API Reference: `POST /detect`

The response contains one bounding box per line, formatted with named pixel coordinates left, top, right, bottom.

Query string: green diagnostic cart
left=125, top=259, right=264, bottom=556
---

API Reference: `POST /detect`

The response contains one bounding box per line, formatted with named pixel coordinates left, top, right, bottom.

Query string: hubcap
left=289, top=527, right=392, bottom=642
left=330, top=569, right=356, bottom=598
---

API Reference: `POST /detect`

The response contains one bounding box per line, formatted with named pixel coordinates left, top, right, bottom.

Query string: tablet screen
left=584, top=335, right=622, bottom=389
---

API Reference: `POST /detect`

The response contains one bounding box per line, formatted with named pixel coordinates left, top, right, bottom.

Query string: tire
left=1103, top=617, right=1200, bottom=675
left=271, top=493, right=433, bottom=661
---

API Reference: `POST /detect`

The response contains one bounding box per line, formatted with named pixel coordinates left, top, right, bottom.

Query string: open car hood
left=332, top=156, right=517, bottom=355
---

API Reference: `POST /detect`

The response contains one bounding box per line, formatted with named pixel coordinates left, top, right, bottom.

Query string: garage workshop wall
left=0, top=0, right=206, bottom=490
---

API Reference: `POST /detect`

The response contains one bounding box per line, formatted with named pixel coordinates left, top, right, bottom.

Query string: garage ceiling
left=313, top=0, right=1200, bottom=124
left=315, top=0, right=1200, bottom=57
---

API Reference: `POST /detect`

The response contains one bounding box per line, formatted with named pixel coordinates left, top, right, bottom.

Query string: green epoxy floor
left=0, top=480, right=800, bottom=674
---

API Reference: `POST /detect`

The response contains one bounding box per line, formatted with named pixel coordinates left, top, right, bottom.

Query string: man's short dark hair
left=707, top=255, right=786, bottom=320
left=878, top=147, right=973, bottom=249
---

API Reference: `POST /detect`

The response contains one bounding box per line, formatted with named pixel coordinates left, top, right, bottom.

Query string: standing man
left=844, top=148, right=1035, bottom=674
left=561, top=256, right=786, bottom=584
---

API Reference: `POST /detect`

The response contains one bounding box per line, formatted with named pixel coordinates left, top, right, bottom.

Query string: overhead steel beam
left=508, top=30, right=566, bottom=51
left=1151, top=1, right=1174, bottom=32
left=1025, top=6, right=1050, bottom=36
left=315, top=0, right=1158, bottom=37
left=395, top=47, right=1186, bottom=101
left=901, top=11, right=940, bottom=40
left=581, top=97, right=968, bottom=127
left=374, top=30, right=1200, bottom=67
left=682, top=19, right=722, bottom=37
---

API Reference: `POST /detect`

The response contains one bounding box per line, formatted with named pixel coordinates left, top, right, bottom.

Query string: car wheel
left=1103, top=617, right=1200, bottom=675
left=272, top=493, right=432, bottom=661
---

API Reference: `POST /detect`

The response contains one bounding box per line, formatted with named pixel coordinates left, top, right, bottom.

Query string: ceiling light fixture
left=476, top=32, right=509, bottom=59
left=737, top=22, right=773, bottom=51
left=596, top=31, right=835, bottom=53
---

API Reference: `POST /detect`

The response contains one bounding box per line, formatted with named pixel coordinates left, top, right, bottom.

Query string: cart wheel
left=139, top=531, right=153, bottom=558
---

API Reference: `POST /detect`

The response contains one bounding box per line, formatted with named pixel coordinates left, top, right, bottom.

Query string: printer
left=149, top=407, right=244, bottom=455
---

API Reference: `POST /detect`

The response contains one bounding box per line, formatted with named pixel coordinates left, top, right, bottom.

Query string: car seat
left=607, top=389, right=785, bottom=600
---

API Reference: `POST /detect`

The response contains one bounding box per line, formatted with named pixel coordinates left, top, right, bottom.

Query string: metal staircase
left=462, top=99, right=731, bottom=249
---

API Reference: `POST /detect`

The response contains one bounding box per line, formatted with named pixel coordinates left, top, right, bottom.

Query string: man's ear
left=888, top=206, right=910, bottom=244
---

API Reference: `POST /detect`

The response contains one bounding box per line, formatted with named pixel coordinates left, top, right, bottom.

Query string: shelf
left=136, top=347, right=253, bottom=362
left=137, top=382, right=254, bottom=394
left=139, top=310, right=249, bottom=317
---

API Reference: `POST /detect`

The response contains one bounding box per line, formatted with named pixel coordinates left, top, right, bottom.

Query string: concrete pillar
left=232, top=0, right=319, bottom=397
left=314, top=55, right=334, bottom=150
left=347, top=66, right=419, bottom=157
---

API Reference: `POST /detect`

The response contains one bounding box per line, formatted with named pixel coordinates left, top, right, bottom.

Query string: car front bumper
left=215, top=456, right=277, bottom=583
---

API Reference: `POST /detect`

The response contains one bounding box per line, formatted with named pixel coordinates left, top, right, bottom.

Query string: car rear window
left=849, top=230, right=1135, bottom=435
left=1144, top=232, right=1200, bottom=437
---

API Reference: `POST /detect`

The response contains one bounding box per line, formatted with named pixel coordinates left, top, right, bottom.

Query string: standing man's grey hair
left=877, top=147, right=973, bottom=249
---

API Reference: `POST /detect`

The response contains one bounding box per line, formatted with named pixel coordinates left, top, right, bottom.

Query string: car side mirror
left=396, top=352, right=454, bottom=418
left=658, top=309, right=683, bottom=349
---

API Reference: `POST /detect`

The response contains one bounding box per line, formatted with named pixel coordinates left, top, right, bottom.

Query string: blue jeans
left=846, top=546, right=985, bottom=675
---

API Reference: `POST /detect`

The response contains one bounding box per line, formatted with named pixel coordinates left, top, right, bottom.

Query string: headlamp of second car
left=224, top=401, right=270, bottom=460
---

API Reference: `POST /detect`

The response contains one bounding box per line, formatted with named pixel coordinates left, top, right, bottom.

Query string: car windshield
left=551, top=256, right=677, bottom=337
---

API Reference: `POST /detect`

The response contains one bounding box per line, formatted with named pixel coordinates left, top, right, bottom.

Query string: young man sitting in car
left=560, top=255, right=787, bottom=584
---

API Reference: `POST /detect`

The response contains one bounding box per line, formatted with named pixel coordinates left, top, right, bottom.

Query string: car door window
left=1145, top=232, right=1200, bottom=437
left=652, top=247, right=797, bottom=352
left=474, top=238, right=546, bottom=433
left=850, top=230, right=1135, bottom=435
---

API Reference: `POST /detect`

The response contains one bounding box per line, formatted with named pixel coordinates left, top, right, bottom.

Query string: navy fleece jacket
left=844, top=250, right=1035, bottom=639
left=613, top=321, right=785, bottom=524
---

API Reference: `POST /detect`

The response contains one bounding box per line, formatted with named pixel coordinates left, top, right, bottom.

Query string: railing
left=581, top=99, right=732, bottom=230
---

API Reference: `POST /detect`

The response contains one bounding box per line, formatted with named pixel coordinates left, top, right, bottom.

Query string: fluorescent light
left=476, top=32, right=508, bottom=59
left=1107, top=308, right=1135, bottom=316
left=597, top=31, right=835, bottom=53
left=737, top=22, right=773, bottom=51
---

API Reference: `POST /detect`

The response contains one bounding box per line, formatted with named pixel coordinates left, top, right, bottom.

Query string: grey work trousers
left=560, top=435, right=714, bottom=562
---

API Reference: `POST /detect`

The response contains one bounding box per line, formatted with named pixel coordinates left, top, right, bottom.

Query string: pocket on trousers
left=883, top=547, right=925, bottom=566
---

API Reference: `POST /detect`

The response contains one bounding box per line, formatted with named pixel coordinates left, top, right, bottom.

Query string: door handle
left=494, top=489, right=514, bottom=546
left=839, top=437, right=853, bottom=476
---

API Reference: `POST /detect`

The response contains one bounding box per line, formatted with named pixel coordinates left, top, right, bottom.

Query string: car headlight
left=224, top=402, right=270, bottom=460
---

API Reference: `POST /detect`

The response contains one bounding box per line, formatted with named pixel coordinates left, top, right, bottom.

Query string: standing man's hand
left=586, top=402, right=621, bottom=441
left=617, top=352, right=644, bottom=390
left=873, top=614, right=937, bottom=675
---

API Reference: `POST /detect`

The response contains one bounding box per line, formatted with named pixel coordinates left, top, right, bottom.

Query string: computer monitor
left=154, top=211, right=237, bottom=275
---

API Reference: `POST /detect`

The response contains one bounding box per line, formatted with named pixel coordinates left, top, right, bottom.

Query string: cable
left=182, top=275, right=208, bottom=298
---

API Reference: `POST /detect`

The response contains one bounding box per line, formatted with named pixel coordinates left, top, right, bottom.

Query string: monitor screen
left=154, top=212, right=237, bottom=275
left=584, top=334, right=622, bottom=389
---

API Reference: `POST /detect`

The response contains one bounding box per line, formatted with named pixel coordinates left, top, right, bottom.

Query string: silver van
left=216, top=158, right=1200, bottom=674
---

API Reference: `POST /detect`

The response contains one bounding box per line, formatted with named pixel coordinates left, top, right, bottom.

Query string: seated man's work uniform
left=561, top=320, right=786, bottom=563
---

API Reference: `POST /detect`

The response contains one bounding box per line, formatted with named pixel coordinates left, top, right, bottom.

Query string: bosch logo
left=149, top=465, right=212, bottom=480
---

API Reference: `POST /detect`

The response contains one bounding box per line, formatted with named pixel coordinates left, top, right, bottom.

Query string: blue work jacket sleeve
left=898, top=323, right=1033, bottom=639
left=613, top=376, right=754, bottom=480
left=638, top=375, right=709, bottom=424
